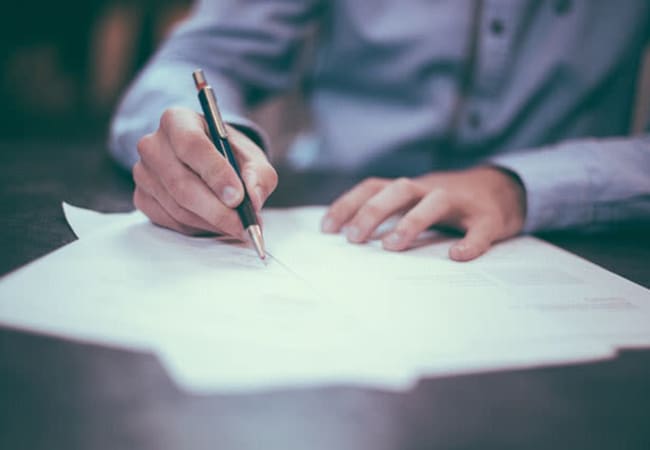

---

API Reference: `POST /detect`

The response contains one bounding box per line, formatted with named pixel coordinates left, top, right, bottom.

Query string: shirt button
left=468, top=111, right=482, bottom=129
left=554, top=0, right=572, bottom=15
left=489, top=18, right=505, bottom=35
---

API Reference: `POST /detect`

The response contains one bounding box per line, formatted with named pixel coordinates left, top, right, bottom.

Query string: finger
left=137, top=133, right=244, bottom=237
left=134, top=187, right=207, bottom=236
left=382, top=189, right=451, bottom=251
left=449, top=220, right=498, bottom=262
left=159, top=107, right=245, bottom=208
left=133, top=161, right=229, bottom=235
left=321, top=177, right=387, bottom=233
left=344, top=178, right=423, bottom=243
left=228, top=126, right=278, bottom=212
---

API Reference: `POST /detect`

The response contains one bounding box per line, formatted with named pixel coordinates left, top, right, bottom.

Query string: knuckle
left=175, top=132, right=206, bottom=160
left=132, top=163, right=153, bottom=193
left=328, top=199, right=351, bottom=219
left=429, top=187, right=450, bottom=207
left=132, top=162, right=144, bottom=185
left=264, top=165, right=279, bottom=191
left=393, top=176, right=411, bottom=188
left=363, top=177, right=384, bottom=191
left=203, top=161, right=235, bottom=193
left=429, top=186, right=447, bottom=198
left=399, top=215, right=420, bottom=234
left=400, top=210, right=429, bottom=232
left=160, top=107, right=183, bottom=131
left=251, top=164, right=278, bottom=199
left=227, top=126, right=250, bottom=148
left=358, top=202, right=384, bottom=223
left=393, top=177, right=417, bottom=195
left=396, top=217, right=420, bottom=236
left=136, top=133, right=155, bottom=160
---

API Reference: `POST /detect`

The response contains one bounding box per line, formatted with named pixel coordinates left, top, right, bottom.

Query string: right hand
left=133, top=107, right=277, bottom=238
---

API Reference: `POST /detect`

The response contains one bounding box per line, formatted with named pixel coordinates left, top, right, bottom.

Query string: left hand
left=321, top=167, right=527, bottom=261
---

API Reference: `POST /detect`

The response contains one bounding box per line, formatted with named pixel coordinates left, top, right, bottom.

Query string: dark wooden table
left=1, top=139, right=649, bottom=450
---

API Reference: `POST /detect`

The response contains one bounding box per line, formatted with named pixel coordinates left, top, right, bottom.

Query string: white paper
left=63, top=202, right=142, bottom=239
left=0, top=203, right=648, bottom=393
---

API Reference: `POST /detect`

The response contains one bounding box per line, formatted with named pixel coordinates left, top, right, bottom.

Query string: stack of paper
left=0, top=203, right=648, bottom=393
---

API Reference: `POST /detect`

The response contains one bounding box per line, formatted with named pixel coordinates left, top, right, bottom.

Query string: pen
left=192, top=69, right=266, bottom=260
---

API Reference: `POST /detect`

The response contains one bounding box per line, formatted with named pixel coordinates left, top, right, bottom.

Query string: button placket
left=554, top=0, right=573, bottom=16
left=457, top=1, right=528, bottom=146
left=460, top=2, right=512, bottom=143
left=477, top=2, right=514, bottom=90
left=468, top=109, right=482, bottom=130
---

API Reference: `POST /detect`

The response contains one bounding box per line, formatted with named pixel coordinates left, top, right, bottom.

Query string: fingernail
left=384, top=231, right=403, bottom=248
left=222, top=186, right=240, bottom=207
left=450, top=243, right=468, bottom=260
left=346, top=226, right=361, bottom=242
left=321, top=216, right=336, bottom=233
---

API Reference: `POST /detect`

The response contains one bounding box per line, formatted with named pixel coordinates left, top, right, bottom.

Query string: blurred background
left=0, top=0, right=193, bottom=139
left=0, top=0, right=309, bottom=162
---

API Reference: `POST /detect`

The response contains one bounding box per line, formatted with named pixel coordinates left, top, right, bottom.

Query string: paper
left=0, top=203, right=649, bottom=393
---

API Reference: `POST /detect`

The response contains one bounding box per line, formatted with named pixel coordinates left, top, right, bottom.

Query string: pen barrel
left=218, top=138, right=258, bottom=228
left=198, top=88, right=227, bottom=143
left=198, top=89, right=259, bottom=229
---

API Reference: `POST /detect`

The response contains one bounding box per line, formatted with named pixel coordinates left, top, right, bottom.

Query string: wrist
left=481, top=165, right=527, bottom=233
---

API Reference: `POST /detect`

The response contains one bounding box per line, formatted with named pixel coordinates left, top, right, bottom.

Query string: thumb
left=449, top=221, right=497, bottom=262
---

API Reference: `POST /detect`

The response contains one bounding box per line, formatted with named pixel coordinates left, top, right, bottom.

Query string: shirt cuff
left=489, top=143, right=595, bottom=233
left=221, top=113, right=271, bottom=155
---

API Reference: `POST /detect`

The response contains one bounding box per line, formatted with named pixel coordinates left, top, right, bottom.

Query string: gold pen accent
left=193, top=69, right=266, bottom=260
left=247, top=225, right=266, bottom=260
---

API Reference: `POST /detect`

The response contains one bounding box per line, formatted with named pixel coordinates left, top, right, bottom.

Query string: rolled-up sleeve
left=109, top=0, right=321, bottom=169
left=491, top=135, right=650, bottom=232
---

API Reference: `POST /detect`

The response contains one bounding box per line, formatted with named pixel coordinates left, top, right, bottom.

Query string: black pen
left=192, top=69, right=266, bottom=260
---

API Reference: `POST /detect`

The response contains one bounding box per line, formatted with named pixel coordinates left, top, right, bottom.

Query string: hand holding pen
left=193, top=69, right=266, bottom=259
left=131, top=76, right=278, bottom=255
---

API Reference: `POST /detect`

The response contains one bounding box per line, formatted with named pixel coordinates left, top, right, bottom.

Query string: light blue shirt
left=110, top=0, right=650, bottom=232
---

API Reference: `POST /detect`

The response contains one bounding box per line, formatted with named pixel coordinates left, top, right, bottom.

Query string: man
left=110, top=0, right=650, bottom=261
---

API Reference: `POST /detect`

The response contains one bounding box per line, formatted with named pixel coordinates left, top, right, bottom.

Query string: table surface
left=1, top=139, right=649, bottom=450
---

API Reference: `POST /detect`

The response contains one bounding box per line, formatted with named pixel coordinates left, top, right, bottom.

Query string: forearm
left=491, top=135, right=650, bottom=232
left=109, top=0, right=320, bottom=169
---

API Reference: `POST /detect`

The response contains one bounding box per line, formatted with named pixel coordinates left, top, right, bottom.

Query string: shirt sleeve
left=491, top=135, right=650, bottom=232
left=108, top=0, right=321, bottom=169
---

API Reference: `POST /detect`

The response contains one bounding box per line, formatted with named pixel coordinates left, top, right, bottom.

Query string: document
left=0, top=203, right=648, bottom=393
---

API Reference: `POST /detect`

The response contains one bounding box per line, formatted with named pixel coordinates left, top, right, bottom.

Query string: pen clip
left=193, top=69, right=228, bottom=139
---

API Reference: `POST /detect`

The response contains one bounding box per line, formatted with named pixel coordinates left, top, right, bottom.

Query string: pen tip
left=247, top=225, right=266, bottom=261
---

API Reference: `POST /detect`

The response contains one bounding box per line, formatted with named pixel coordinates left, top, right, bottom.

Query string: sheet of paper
left=0, top=203, right=649, bottom=393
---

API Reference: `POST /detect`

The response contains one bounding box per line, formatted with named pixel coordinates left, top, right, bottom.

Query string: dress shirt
left=109, top=0, right=650, bottom=232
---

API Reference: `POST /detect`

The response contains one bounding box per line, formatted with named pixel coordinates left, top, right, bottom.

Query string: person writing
left=109, top=0, right=650, bottom=261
